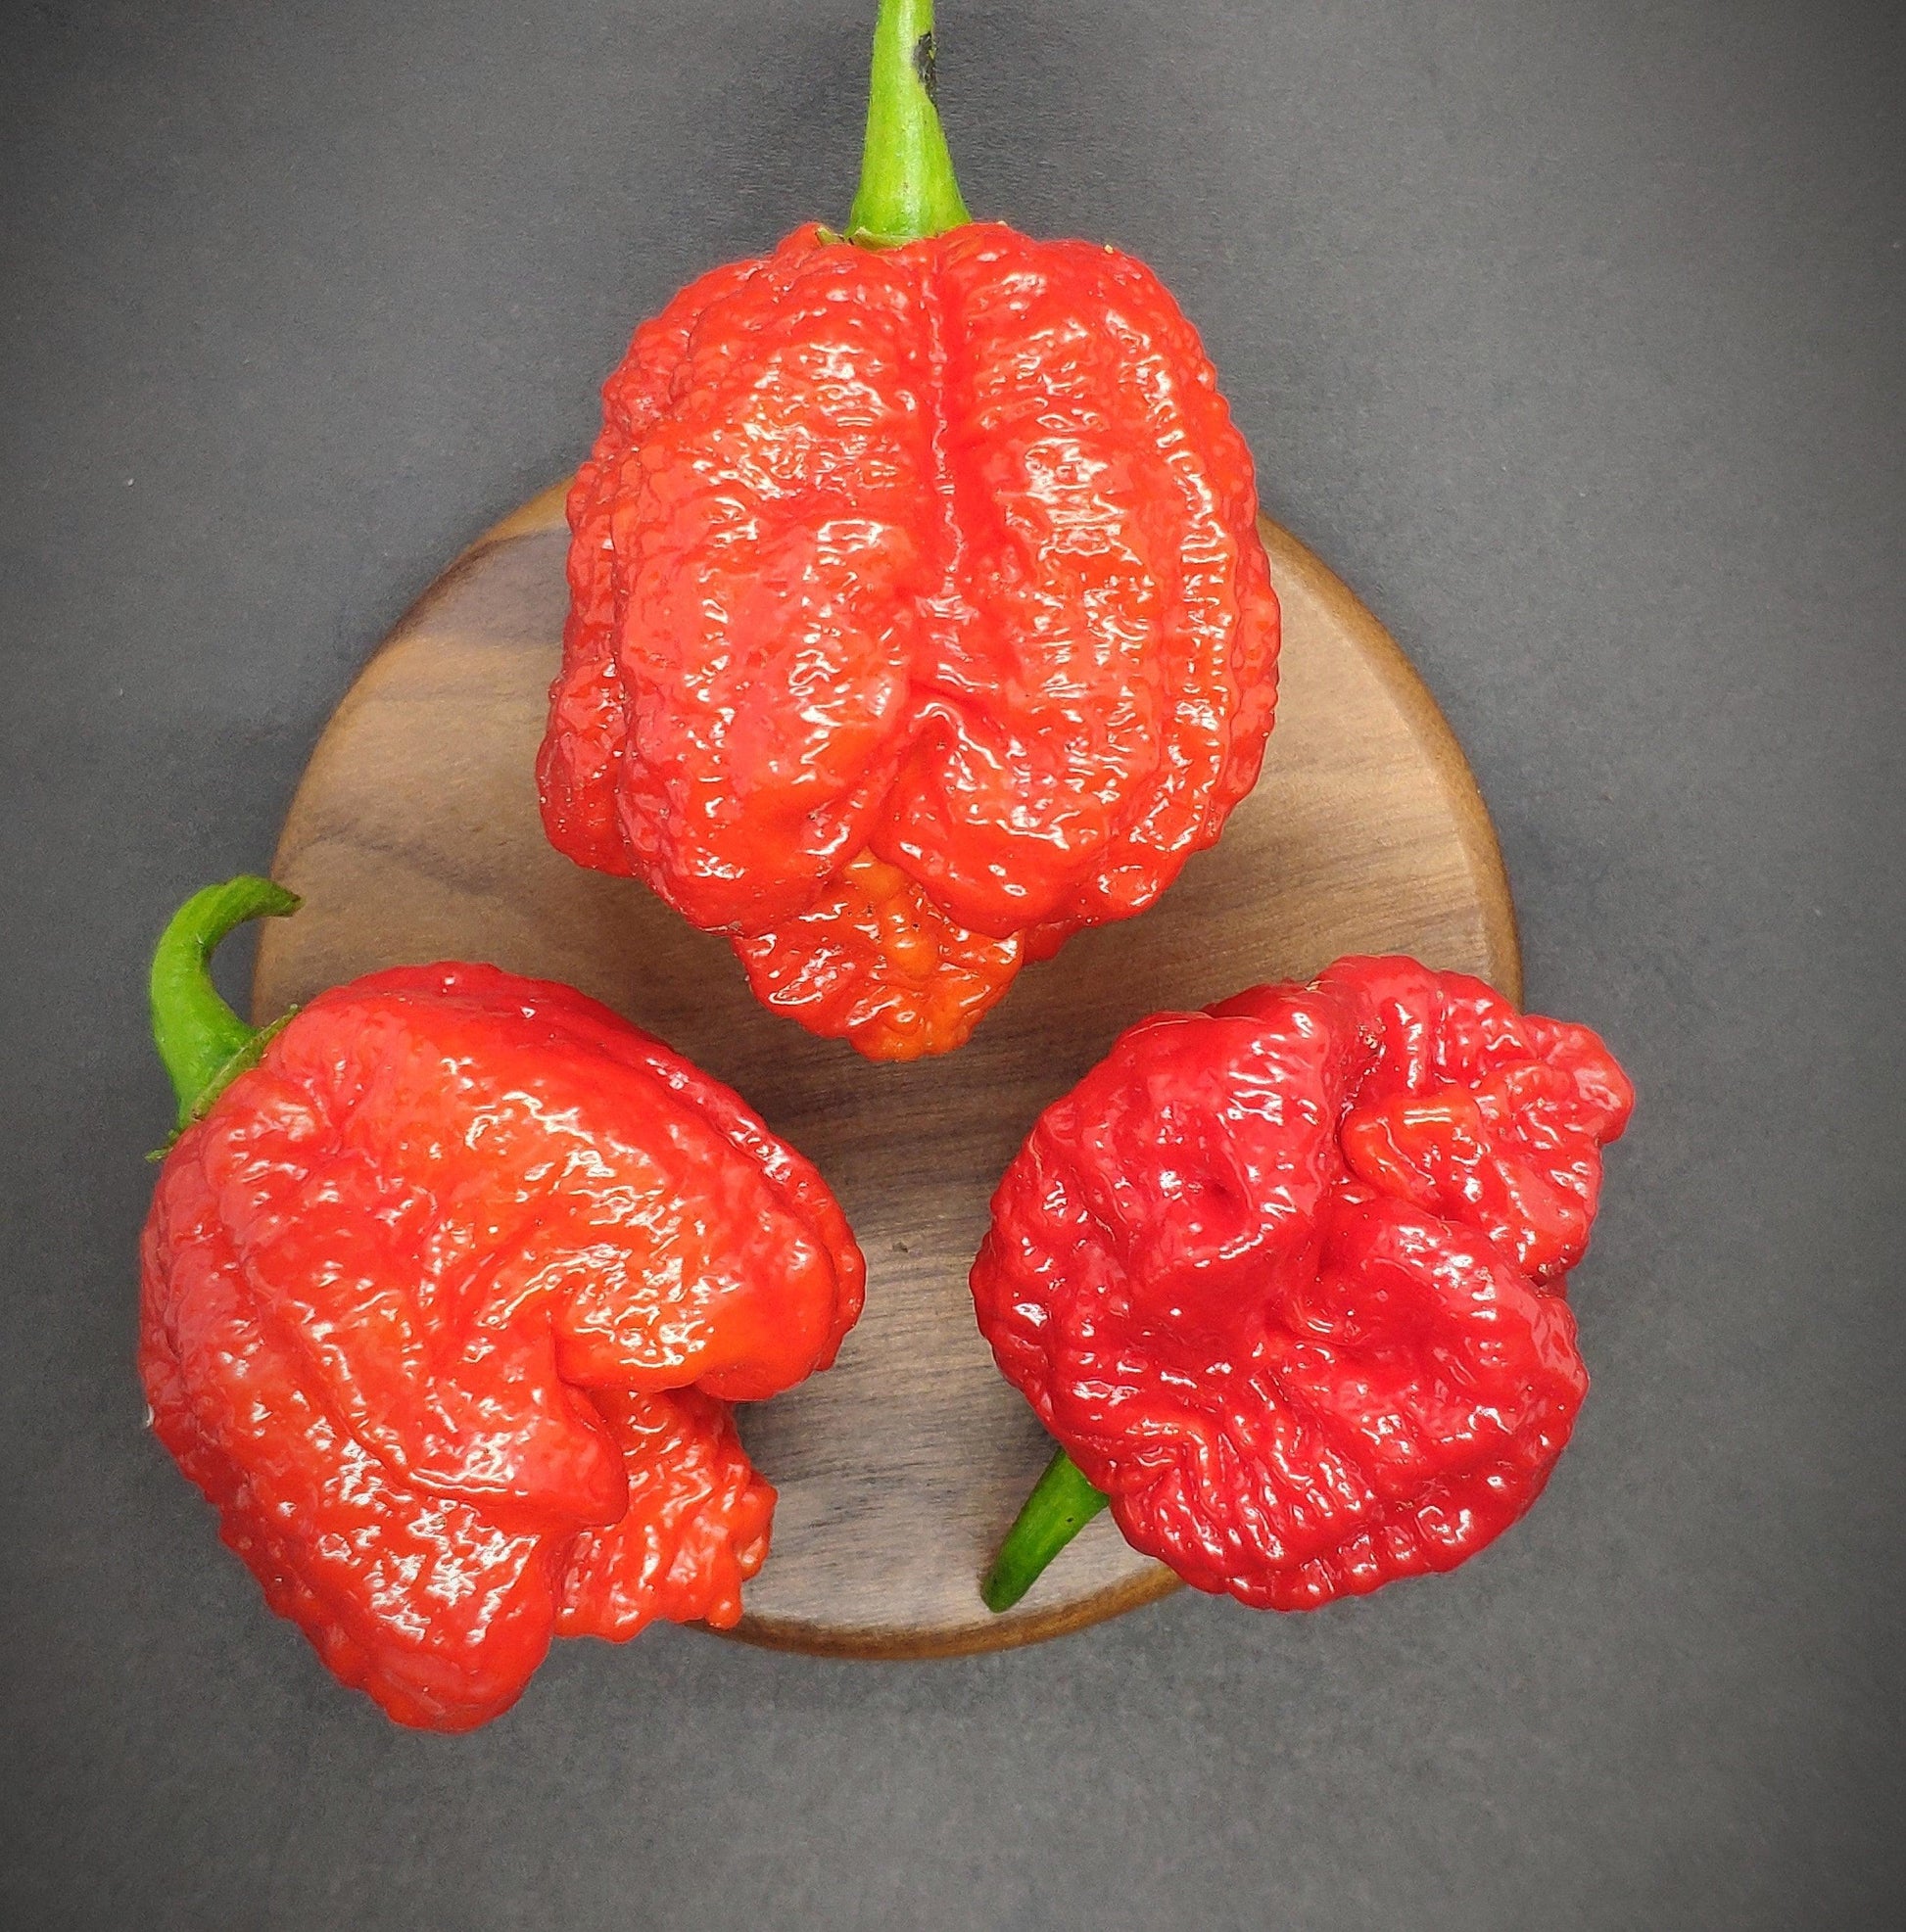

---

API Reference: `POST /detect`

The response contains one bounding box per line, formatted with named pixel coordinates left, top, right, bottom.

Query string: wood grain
left=253, top=482, right=1520, bottom=1660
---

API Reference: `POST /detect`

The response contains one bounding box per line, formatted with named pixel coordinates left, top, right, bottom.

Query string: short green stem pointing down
left=982, top=1446, right=1110, bottom=1612
left=846, top=0, right=971, bottom=247
left=150, top=875, right=302, bottom=1131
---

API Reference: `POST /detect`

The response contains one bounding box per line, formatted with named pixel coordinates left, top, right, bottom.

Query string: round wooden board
left=254, top=481, right=1520, bottom=1660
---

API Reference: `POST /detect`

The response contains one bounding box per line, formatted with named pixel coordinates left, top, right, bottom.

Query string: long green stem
left=982, top=1446, right=1110, bottom=1612
left=845, top=0, right=971, bottom=247
left=150, top=875, right=301, bottom=1130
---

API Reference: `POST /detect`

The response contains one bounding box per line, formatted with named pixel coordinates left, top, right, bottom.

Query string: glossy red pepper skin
left=539, top=220, right=1280, bottom=1060
left=140, top=964, right=864, bottom=1729
left=970, top=958, right=1634, bottom=1610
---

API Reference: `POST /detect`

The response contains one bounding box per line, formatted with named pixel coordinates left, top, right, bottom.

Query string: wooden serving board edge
left=257, top=479, right=1522, bottom=1662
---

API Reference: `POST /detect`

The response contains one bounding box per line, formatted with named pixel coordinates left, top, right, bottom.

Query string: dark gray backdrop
left=3, top=2, right=1900, bottom=1926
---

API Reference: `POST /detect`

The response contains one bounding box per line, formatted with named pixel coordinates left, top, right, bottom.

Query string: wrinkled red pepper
left=140, top=878, right=863, bottom=1728
left=539, top=0, right=1279, bottom=1060
left=973, top=956, right=1634, bottom=1612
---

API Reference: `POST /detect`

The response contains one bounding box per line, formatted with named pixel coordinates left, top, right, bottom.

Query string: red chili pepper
left=539, top=0, right=1280, bottom=1060
left=973, top=957, right=1634, bottom=1612
left=140, top=879, right=863, bottom=1728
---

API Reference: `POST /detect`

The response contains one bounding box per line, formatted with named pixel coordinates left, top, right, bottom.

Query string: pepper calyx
left=149, top=875, right=302, bottom=1134
left=845, top=0, right=971, bottom=248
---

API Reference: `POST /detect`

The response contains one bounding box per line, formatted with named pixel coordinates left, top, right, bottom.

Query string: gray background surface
left=3, top=1, right=1900, bottom=1926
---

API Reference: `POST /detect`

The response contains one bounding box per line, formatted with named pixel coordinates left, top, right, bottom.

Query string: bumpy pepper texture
left=971, top=958, right=1633, bottom=1610
left=538, top=220, right=1280, bottom=1060
left=141, top=964, right=864, bottom=1729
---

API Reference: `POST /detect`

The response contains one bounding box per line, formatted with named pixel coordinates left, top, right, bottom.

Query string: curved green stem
left=982, top=1446, right=1109, bottom=1612
left=846, top=0, right=971, bottom=247
left=150, top=875, right=301, bottom=1131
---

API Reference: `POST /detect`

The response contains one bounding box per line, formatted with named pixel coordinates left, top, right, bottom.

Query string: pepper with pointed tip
left=974, top=957, right=1634, bottom=1613
left=538, top=0, right=1280, bottom=1059
left=140, top=878, right=864, bottom=1727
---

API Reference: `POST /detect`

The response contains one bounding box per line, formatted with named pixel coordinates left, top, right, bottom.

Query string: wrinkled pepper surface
left=141, top=879, right=864, bottom=1728
left=539, top=0, right=1280, bottom=1060
left=973, top=957, right=1634, bottom=1612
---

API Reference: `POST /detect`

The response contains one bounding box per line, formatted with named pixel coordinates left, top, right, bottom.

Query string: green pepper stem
left=846, top=0, right=971, bottom=247
left=981, top=1445, right=1110, bottom=1612
left=150, top=875, right=301, bottom=1130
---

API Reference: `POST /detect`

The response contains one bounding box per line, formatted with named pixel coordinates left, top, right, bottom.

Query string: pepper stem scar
left=149, top=874, right=301, bottom=1129
left=846, top=0, right=971, bottom=247
left=981, top=1445, right=1109, bottom=1612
